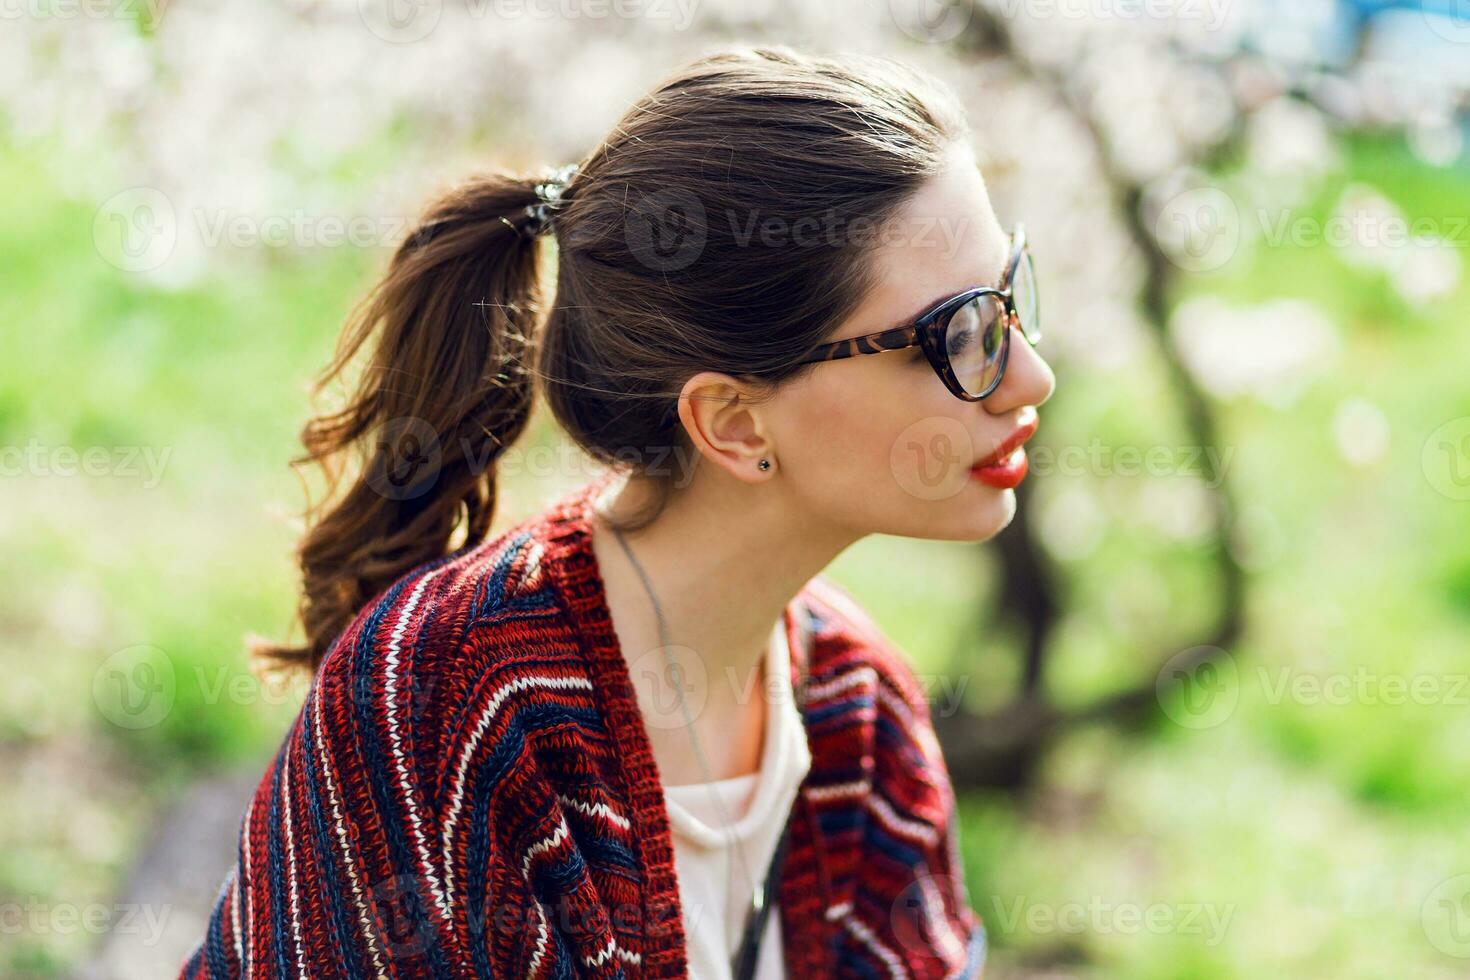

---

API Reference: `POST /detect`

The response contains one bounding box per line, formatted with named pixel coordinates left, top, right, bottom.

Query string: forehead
left=853, top=143, right=1010, bottom=330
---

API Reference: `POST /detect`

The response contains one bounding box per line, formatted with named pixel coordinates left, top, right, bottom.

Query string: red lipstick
left=969, top=410, right=1039, bottom=490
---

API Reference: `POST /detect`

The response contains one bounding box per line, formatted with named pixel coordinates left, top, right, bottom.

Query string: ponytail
left=249, top=172, right=554, bottom=677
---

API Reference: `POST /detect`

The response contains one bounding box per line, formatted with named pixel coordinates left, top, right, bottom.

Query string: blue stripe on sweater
left=264, top=739, right=295, bottom=977
left=233, top=800, right=252, bottom=976
left=863, top=816, right=925, bottom=870
left=807, top=693, right=875, bottom=726
left=202, top=867, right=232, bottom=977
left=297, top=684, right=367, bottom=978
left=470, top=533, right=538, bottom=617
left=817, top=806, right=864, bottom=836
left=463, top=700, right=611, bottom=975
left=350, top=567, right=459, bottom=976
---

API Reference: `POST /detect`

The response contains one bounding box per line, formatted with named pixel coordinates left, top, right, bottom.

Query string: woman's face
left=771, top=141, right=1056, bottom=543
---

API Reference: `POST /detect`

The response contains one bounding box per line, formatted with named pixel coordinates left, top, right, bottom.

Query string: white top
left=662, top=615, right=812, bottom=979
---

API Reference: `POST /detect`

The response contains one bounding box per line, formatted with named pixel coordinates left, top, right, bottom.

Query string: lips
left=968, top=410, right=1039, bottom=491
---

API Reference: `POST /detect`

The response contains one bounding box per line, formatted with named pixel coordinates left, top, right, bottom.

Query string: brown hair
left=251, top=44, right=969, bottom=677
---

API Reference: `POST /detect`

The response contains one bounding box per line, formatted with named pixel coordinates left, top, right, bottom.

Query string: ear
left=675, top=370, right=776, bottom=483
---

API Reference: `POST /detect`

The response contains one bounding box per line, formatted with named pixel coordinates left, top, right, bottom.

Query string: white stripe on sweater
left=382, top=567, right=452, bottom=918
left=805, top=664, right=877, bottom=704
left=527, top=893, right=551, bottom=978
left=805, top=778, right=870, bottom=802
left=281, top=748, right=309, bottom=980
left=313, top=687, right=387, bottom=977
left=440, top=673, right=595, bottom=912
left=522, top=812, right=642, bottom=974
left=230, top=867, right=243, bottom=968
left=843, top=914, right=909, bottom=979
left=868, top=791, right=941, bottom=848
left=826, top=901, right=853, bottom=921
left=581, top=934, right=643, bottom=969
left=241, top=799, right=254, bottom=977
left=917, top=864, right=966, bottom=968
left=557, top=793, right=632, bottom=832
left=524, top=814, right=571, bottom=978
left=875, top=681, right=916, bottom=729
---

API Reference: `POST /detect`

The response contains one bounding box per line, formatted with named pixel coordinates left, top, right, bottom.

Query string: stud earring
left=758, top=458, right=771, bottom=472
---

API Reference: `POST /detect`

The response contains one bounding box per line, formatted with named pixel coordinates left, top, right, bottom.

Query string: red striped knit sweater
left=180, top=471, right=987, bottom=978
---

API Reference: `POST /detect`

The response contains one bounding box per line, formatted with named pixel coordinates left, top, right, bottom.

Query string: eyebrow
left=883, top=232, right=1012, bottom=333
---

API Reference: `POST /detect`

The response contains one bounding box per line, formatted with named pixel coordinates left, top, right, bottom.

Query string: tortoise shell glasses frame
left=793, top=224, right=1041, bottom=401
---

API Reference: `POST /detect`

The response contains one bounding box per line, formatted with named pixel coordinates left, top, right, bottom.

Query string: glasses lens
left=943, top=293, right=1008, bottom=397
left=1012, top=249, right=1040, bottom=344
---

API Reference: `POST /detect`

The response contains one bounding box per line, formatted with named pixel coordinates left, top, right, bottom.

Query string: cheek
left=885, top=381, right=981, bottom=502
left=782, top=360, right=974, bottom=499
left=782, top=373, right=888, bottom=476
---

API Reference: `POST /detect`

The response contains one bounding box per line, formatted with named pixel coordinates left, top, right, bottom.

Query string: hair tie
left=523, top=163, right=580, bottom=236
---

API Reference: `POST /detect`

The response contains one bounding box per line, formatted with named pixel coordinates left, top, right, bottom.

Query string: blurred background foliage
left=4, top=0, right=1470, bottom=977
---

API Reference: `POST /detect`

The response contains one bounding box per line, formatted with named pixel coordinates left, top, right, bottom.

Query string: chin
left=901, top=484, right=1018, bottom=543
left=961, top=485, right=1018, bottom=541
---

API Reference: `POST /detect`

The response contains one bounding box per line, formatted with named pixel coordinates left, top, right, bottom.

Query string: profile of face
left=772, top=141, right=1055, bottom=542
left=677, top=140, right=1056, bottom=544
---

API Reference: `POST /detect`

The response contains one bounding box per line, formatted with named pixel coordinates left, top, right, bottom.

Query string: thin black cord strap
left=730, top=605, right=810, bottom=979
left=730, top=804, right=796, bottom=980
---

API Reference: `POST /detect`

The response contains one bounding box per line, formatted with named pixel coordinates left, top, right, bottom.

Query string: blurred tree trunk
left=935, top=5, right=1251, bottom=790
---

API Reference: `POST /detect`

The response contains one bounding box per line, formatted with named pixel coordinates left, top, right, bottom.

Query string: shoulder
left=796, top=573, right=957, bottom=818
left=307, top=498, right=585, bottom=803
left=315, top=481, right=590, bottom=684
left=796, top=576, right=985, bottom=976
left=315, top=522, right=541, bottom=686
left=798, top=574, right=940, bottom=735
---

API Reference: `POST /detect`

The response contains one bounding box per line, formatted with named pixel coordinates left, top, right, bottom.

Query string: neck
left=587, top=466, right=858, bottom=774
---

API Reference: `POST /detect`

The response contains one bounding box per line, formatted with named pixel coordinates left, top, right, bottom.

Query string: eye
left=946, top=324, right=975, bottom=358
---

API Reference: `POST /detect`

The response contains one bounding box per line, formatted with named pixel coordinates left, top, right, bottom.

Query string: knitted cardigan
left=180, top=471, right=987, bottom=978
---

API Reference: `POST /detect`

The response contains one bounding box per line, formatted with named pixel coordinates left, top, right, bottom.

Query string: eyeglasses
left=794, top=224, right=1041, bottom=401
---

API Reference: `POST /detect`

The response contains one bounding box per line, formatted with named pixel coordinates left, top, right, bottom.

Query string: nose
left=984, top=319, right=1055, bottom=415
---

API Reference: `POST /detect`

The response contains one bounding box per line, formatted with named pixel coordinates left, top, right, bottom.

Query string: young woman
left=181, top=44, right=1052, bottom=979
